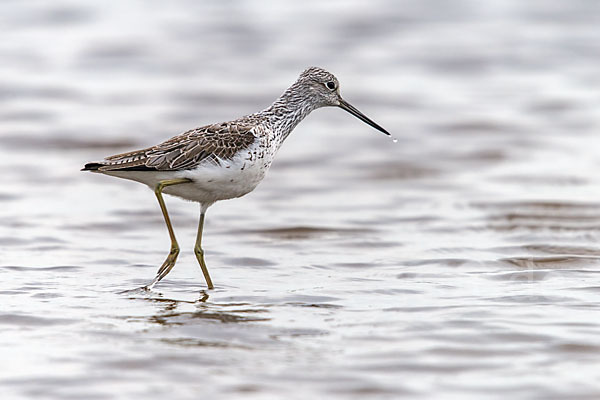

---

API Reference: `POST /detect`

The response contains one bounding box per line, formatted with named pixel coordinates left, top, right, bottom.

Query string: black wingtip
left=82, top=162, right=102, bottom=171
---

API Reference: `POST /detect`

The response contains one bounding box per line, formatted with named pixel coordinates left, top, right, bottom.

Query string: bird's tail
left=81, top=162, right=104, bottom=171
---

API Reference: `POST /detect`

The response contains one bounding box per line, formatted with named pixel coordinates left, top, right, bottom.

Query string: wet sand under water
left=2, top=1, right=600, bottom=399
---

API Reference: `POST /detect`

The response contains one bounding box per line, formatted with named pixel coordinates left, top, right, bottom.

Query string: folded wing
left=83, top=122, right=257, bottom=172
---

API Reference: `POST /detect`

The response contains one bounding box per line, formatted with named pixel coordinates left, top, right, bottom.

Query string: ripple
left=472, top=200, right=600, bottom=211
left=331, top=262, right=373, bottom=269
left=129, top=310, right=269, bottom=326
left=334, top=239, right=400, bottom=248
left=493, top=174, right=587, bottom=186
left=0, top=192, right=21, bottom=201
left=528, top=98, right=578, bottom=114
left=435, top=119, right=523, bottom=135
left=5, top=4, right=93, bottom=27
left=220, top=257, right=277, bottom=267
left=523, top=244, right=600, bottom=256
left=278, top=294, right=341, bottom=304
left=551, top=342, right=600, bottom=353
left=569, top=286, right=600, bottom=293
left=490, top=244, right=600, bottom=257
left=0, top=237, right=29, bottom=246
left=160, top=337, right=252, bottom=349
left=365, top=161, right=439, bottom=180
left=403, top=258, right=473, bottom=267
left=0, top=83, right=84, bottom=102
left=485, top=294, right=575, bottom=304
left=0, top=133, right=138, bottom=151
left=500, top=256, right=600, bottom=269
left=242, top=226, right=367, bottom=240
left=79, top=42, right=150, bottom=61
left=0, top=109, right=55, bottom=122
left=474, top=200, right=600, bottom=233
left=31, top=292, right=64, bottom=299
left=2, top=265, right=82, bottom=272
left=0, top=313, right=76, bottom=326
left=426, top=345, right=524, bottom=357
left=484, top=270, right=551, bottom=281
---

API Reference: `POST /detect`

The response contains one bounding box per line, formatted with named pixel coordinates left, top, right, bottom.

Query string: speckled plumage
left=99, top=122, right=257, bottom=171
left=85, top=67, right=337, bottom=175
left=83, top=66, right=390, bottom=289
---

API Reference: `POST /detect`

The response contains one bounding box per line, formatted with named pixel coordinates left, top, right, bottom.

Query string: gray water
left=2, top=1, right=600, bottom=399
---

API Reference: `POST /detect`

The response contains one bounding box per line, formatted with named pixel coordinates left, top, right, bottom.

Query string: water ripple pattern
left=1, top=1, right=600, bottom=399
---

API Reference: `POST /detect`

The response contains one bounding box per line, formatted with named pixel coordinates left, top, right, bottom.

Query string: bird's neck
left=263, top=82, right=318, bottom=143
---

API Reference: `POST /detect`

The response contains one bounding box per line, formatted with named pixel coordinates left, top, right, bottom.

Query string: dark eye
left=326, top=81, right=336, bottom=90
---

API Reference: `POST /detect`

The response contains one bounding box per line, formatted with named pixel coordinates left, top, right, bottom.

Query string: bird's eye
left=326, top=81, right=336, bottom=90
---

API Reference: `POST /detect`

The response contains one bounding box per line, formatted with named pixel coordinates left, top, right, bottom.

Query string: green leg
left=145, top=178, right=191, bottom=290
left=194, top=209, right=214, bottom=289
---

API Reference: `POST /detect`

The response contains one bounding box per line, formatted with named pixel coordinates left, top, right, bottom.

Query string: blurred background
left=1, top=1, right=600, bottom=399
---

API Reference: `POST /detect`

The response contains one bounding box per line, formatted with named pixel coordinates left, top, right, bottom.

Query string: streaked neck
left=264, top=81, right=319, bottom=142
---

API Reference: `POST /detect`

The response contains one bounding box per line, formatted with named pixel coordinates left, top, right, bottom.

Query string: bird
left=82, top=67, right=390, bottom=290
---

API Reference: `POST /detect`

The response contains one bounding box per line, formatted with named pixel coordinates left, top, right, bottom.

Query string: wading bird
left=83, top=67, right=390, bottom=289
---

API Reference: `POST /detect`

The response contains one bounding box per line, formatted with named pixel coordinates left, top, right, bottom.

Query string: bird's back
left=83, top=118, right=261, bottom=173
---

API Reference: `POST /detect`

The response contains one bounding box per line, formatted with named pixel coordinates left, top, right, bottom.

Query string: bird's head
left=296, top=66, right=390, bottom=136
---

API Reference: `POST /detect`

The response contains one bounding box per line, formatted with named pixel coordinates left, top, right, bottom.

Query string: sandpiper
left=83, top=67, right=390, bottom=290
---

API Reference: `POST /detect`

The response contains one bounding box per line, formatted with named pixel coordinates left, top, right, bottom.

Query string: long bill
left=338, top=98, right=390, bottom=136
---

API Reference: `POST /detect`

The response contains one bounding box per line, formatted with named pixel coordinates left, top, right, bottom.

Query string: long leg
left=145, top=178, right=191, bottom=289
left=194, top=206, right=214, bottom=289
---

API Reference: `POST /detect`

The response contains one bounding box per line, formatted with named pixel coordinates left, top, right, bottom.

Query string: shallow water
left=2, top=1, right=600, bottom=399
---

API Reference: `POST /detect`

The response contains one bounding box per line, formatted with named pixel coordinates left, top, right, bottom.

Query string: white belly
left=102, top=142, right=275, bottom=205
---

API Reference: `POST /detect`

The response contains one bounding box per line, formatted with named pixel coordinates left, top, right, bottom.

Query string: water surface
left=2, top=1, right=600, bottom=399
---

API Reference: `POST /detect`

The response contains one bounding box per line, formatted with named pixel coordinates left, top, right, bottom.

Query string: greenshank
left=83, top=67, right=390, bottom=289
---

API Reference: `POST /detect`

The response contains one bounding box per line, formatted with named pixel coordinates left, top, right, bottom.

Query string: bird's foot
left=194, top=245, right=214, bottom=289
left=144, top=246, right=180, bottom=290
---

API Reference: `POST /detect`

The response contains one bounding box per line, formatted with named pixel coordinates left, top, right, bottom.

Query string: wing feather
left=92, top=121, right=257, bottom=172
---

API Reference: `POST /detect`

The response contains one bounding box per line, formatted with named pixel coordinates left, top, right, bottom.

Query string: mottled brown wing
left=95, top=122, right=257, bottom=171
